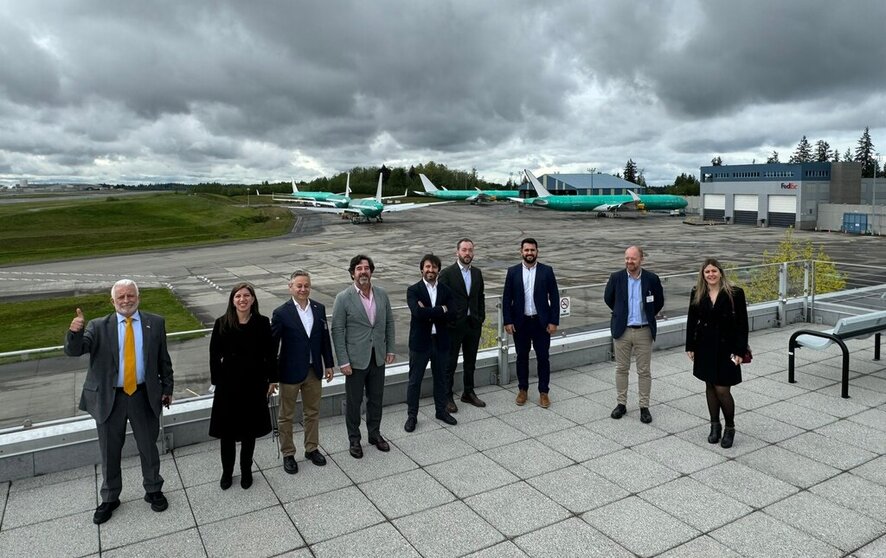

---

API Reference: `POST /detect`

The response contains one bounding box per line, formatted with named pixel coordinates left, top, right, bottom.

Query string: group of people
left=65, top=242, right=749, bottom=525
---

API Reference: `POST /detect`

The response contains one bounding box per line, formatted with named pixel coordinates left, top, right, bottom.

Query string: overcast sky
left=1, top=0, right=884, bottom=186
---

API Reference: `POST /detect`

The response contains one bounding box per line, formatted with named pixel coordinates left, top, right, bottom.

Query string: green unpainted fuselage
left=530, top=194, right=688, bottom=212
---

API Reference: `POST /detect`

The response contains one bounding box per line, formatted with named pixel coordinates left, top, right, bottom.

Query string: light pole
left=873, top=153, right=880, bottom=235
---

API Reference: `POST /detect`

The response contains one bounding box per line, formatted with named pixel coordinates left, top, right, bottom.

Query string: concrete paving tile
left=463, top=541, right=528, bottom=558
left=754, top=400, right=840, bottom=430
left=102, top=527, right=206, bottom=558
left=359, top=468, right=455, bottom=519
left=537, top=425, right=622, bottom=462
left=692, top=461, right=798, bottom=508
left=382, top=405, right=446, bottom=439
left=276, top=549, right=313, bottom=558
left=310, top=522, right=420, bottom=558
left=174, top=449, right=224, bottom=488
left=818, top=383, right=886, bottom=407
left=731, top=409, right=806, bottom=443
left=8, top=464, right=95, bottom=493
left=172, top=439, right=219, bottom=458
left=448, top=417, right=527, bottom=451
left=675, top=423, right=768, bottom=457
left=852, top=455, right=886, bottom=486
left=2, top=474, right=95, bottom=529
left=186, top=474, right=277, bottom=525
left=737, top=445, right=841, bottom=488
left=316, top=415, right=358, bottom=455
left=848, top=407, right=886, bottom=433
left=731, top=388, right=780, bottom=412
left=199, top=505, right=304, bottom=558
left=790, top=390, right=870, bottom=419
left=809, top=473, right=886, bottom=521
left=655, top=370, right=699, bottom=392
left=464, top=481, right=570, bottom=538
left=648, top=381, right=696, bottom=404
left=584, top=448, right=681, bottom=493
left=483, top=438, right=573, bottom=479
left=582, top=495, right=699, bottom=557
left=330, top=444, right=417, bottom=484
left=816, top=419, right=886, bottom=453
left=657, top=535, right=743, bottom=557
left=854, top=534, right=886, bottom=558
left=643, top=403, right=707, bottom=434
left=99, top=489, right=195, bottom=550
left=710, top=511, right=842, bottom=558
left=639, top=477, right=752, bottom=532
left=424, top=453, right=518, bottom=499
left=117, top=458, right=183, bottom=502
left=284, top=485, right=384, bottom=544
left=250, top=435, right=288, bottom=471
left=421, top=399, right=492, bottom=424
left=778, top=431, right=877, bottom=470
left=394, top=500, right=504, bottom=558
left=0, top=511, right=98, bottom=558
left=515, top=516, right=632, bottom=557
left=479, top=387, right=535, bottom=411
left=633, top=435, right=727, bottom=474
left=548, top=373, right=611, bottom=395
left=585, top=414, right=669, bottom=447
left=527, top=464, right=628, bottom=513
left=664, top=394, right=711, bottom=419
left=547, top=396, right=614, bottom=424
left=497, top=406, right=578, bottom=438
left=765, top=491, right=883, bottom=552
left=852, top=372, right=886, bottom=393
left=263, top=455, right=352, bottom=503
left=392, top=427, right=474, bottom=467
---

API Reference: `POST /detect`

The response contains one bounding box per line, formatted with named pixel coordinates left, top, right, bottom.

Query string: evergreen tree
left=623, top=159, right=638, bottom=183
left=854, top=127, right=876, bottom=177
left=766, top=151, right=780, bottom=164
left=789, top=136, right=812, bottom=163
left=830, top=148, right=840, bottom=162
left=843, top=147, right=852, bottom=162
left=813, top=140, right=831, bottom=162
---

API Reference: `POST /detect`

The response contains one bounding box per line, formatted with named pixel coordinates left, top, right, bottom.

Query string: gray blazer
left=331, top=285, right=395, bottom=370
left=65, top=311, right=174, bottom=424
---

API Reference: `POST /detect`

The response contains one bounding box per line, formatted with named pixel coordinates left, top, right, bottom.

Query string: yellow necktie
left=123, top=317, right=137, bottom=395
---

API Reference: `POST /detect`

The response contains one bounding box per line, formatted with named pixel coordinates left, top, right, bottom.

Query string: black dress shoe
left=721, top=427, right=735, bottom=448
left=369, top=436, right=390, bottom=452
left=305, top=450, right=327, bottom=466
left=611, top=404, right=627, bottom=419
left=220, top=473, right=233, bottom=490
left=93, top=500, right=120, bottom=524
left=144, top=491, right=168, bottom=512
left=460, top=391, right=486, bottom=407
left=349, top=440, right=363, bottom=459
left=404, top=415, right=417, bottom=432
left=436, top=412, right=458, bottom=426
left=640, top=407, right=653, bottom=424
left=240, top=469, right=253, bottom=489
left=446, top=397, right=458, bottom=414
left=708, top=422, right=722, bottom=444
left=283, top=455, right=299, bottom=474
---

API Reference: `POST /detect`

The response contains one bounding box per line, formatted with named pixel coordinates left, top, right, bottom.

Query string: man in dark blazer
left=405, top=254, right=456, bottom=432
left=65, top=279, right=174, bottom=525
left=331, top=254, right=396, bottom=459
left=438, top=238, right=486, bottom=412
left=603, top=245, right=665, bottom=424
left=272, top=270, right=335, bottom=474
left=502, top=238, right=560, bottom=409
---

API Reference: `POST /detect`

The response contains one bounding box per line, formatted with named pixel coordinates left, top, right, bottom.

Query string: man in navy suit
left=272, top=270, right=335, bottom=474
left=502, top=238, right=560, bottom=409
left=404, top=254, right=456, bottom=432
left=603, top=245, right=665, bottom=424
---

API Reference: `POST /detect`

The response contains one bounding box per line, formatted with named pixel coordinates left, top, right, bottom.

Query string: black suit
left=406, top=280, right=454, bottom=416
left=65, top=311, right=173, bottom=503
left=438, top=262, right=485, bottom=396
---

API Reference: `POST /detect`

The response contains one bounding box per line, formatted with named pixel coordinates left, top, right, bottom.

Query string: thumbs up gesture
left=70, top=308, right=85, bottom=332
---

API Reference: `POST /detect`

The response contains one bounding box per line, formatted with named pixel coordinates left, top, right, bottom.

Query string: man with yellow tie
left=65, top=279, right=174, bottom=525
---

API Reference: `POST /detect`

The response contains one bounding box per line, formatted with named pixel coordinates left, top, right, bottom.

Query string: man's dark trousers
left=513, top=316, right=551, bottom=393
left=345, top=351, right=385, bottom=442
left=408, top=334, right=449, bottom=417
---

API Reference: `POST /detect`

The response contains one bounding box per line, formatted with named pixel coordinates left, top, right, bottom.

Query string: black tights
left=705, top=383, right=735, bottom=428
left=220, top=437, right=256, bottom=476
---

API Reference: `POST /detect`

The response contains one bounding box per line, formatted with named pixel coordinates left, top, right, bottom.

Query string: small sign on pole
left=559, top=296, right=571, bottom=317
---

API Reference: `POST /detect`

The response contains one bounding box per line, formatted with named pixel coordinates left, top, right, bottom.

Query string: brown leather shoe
left=446, top=397, right=458, bottom=414
left=515, top=389, right=528, bottom=406
left=460, top=391, right=487, bottom=407
left=539, top=393, right=550, bottom=408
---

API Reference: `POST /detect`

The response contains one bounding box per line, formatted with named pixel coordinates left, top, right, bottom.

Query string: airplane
left=415, top=174, right=522, bottom=204
left=516, top=169, right=688, bottom=214
left=296, top=173, right=443, bottom=224
left=271, top=176, right=351, bottom=208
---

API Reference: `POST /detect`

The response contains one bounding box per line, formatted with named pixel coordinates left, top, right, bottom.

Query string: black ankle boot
left=220, top=472, right=233, bottom=490
left=707, top=422, right=722, bottom=444
left=721, top=427, right=735, bottom=448
left=240, top=468, right=253, bottom=489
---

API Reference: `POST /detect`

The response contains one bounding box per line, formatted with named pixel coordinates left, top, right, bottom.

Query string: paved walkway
left=1, top=324, right=884, bottom=557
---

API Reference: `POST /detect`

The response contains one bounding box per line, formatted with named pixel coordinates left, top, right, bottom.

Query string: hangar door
left=733, top=194, right=758, bottom=225
left=703, top=194, right=725, bottom=221
left=767, top=195, right=797, bottom=227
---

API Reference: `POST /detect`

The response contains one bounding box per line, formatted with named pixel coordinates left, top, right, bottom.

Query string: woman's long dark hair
left=220, top=282, right=260, bottom=332
left=692, top=258, right=735, bottom=307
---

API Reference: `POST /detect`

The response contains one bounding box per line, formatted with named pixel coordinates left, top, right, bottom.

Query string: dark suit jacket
left=438, top=262, right=485, bottom=329
left=271, top=299, right=334, bottom=384
left=603, top=269, right=665, bottom=341
left=406, top=280, right=454, bottom=352
left=65, top=311, right=174, bottom=424
left=502, top=262, right=560, bottom=329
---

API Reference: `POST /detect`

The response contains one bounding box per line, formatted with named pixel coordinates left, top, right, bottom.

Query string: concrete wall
left=817, top=203, right=886, bottom=235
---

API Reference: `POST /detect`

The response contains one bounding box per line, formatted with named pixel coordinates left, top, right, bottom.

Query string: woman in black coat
left=209, top=282, right=278, bottom=490
left=685, top=258, right=749, bottom=449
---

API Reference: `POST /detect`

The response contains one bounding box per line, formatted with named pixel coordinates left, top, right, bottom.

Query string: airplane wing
left=592, top=191, right=643, bottom=212
left=382, top=201, right=451, bottom=212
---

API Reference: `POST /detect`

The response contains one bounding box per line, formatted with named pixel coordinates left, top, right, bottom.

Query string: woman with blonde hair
left=685, top=258, right=748, bottom=448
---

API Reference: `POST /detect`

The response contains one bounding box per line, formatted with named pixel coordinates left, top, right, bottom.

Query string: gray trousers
left=344, top=352, right=385, bottom=442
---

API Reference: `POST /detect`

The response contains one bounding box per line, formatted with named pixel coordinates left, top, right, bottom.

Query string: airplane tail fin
left=345, top=173, right=351, bottom=197
left=291, top=179, right=299, bottom=194
left=627, top=189, right=641, bottom=202
left=524, top=169, right=553, bottom=197
left=375, top=172, right=384, bottom=201
left=418, top=174, right=439, bottom=193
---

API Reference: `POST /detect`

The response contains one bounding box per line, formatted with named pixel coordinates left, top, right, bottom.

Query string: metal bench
left=788, top=310, right=886, bottom=398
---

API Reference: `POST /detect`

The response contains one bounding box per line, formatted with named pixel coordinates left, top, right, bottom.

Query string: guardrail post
left=777, top=262, right=788, bottom=327
left=496, top=302, right=509, bottom=385
left=803, top=260, right=811, bottom=323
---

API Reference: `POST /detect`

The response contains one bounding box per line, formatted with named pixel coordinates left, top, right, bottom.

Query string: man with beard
left=604, top=245, right=664, bottom=424
left=502, top=238, right=560, bottom=408
left=332, top=255, right=396, bottom=458
left=404, top=254, right=455, bottom=432
left=438, top=238, right=486, bottom=412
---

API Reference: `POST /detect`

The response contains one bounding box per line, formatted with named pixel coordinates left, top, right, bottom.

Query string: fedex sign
left=781, top=182, right=798, bottom=190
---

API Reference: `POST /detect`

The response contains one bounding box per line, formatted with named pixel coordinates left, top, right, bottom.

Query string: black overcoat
left=685, top=287, right=749, bottom=386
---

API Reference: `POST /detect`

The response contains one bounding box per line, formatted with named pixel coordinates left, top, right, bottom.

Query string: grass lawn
left=0, top=192, right=294, bottom=265
left=0, top=289, right=205, bottom=354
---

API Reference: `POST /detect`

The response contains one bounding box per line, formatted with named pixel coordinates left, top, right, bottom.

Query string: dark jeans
left=446, top=323, right=482, bottom=395
left=513, top=316, right=551, bottom=393
left=407, top=335, right=449, bottom=417
left=345, top=351, right=385, bottom=442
